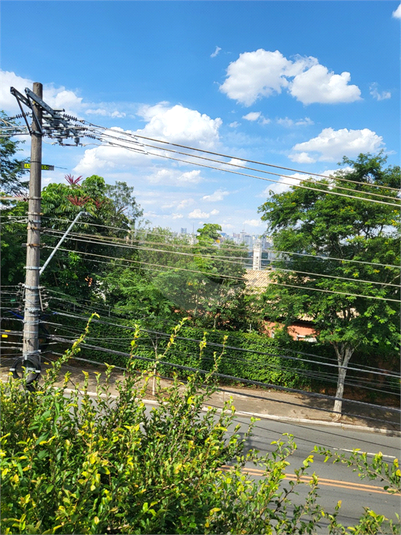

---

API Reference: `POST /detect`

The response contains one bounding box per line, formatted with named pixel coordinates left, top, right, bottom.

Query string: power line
left=39, top=216, right=401, bottom=270
left=42, top=335, right=401, bottom=419
left=41, top=245, right=401, bottom=303
left=97, top=131, right=397, bottom=203
left=8, top=297, right=398, bottom=395
left=41, top=229, right=400, bottom=290
left=45, top=331, right=399, bottom=396
left=268, top=249, right=401, bottom=271
left=45, top=308, right=401, bottom=380
left=38, top=227, right=399, bottom=296
left=82, top=121, right=401, bottom=194
left=40, top=351, right=401, bottom=445
left=99, top=138, right=401, bottom=208
left=35, top=290, right=400, bottom=375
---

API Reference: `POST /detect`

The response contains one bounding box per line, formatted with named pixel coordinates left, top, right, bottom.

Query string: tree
left=0, top=173, right=143, bottom=298
left=192, top=224, right=249, bottom=329
left=0, top=199, right=28, bottom=286
left=0, top=112, right=29, bottom=195
left=258, top=153, right=400, bottom=418
left=102, top=224, right=250, bottom=331
left=39, top=175, right=143, bottom=300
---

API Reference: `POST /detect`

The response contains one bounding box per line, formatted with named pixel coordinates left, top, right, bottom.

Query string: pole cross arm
left=25, top=87, right=59, bottom=117
left=10, top=86, right=86, bottom=144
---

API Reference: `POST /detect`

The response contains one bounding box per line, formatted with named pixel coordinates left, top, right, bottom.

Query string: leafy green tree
left=39, top=175, right=143, bottom=300
left=0, top=112, right=29, bottom=195
left=0, top=174, right=143, bottom=299
left=0, top=115, right=30, bottom=288
left=0, top=200, right=27, bottom=286
left=102, top=224, right=250, bottom=330
left=258, top=153, right=401, bottom=417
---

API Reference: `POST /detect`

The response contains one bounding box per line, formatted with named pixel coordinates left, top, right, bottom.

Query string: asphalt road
left=229, top=413, right=401, bottom=531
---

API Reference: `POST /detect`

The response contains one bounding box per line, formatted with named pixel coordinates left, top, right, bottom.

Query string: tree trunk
left=332, top=345, right=354, bottom=420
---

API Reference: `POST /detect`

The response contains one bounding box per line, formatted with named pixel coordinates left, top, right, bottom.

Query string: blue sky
left=1, top=1, right=400, bottom=235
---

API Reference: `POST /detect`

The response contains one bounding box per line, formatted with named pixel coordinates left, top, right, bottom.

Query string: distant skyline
left=1, top=1, right=400, bottom=234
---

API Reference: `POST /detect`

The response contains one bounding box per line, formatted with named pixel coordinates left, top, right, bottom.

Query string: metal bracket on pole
left=39, top=211, right=90, bottom=276
left=10, top=87, right=33, bottom=135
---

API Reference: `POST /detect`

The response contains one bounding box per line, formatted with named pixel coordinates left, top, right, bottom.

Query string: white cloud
left=369, top=83, right=391, bottom=101
left=75, top=102, right=221, bottom=176
left=243, top=219, right=263, bottom=227
left=290, top=65, right=361, bottom=104
left=220, top=49, right=296, bottom=106
left=136, top=102, right=222, bottom=150
left=0, top=70, right=129, bottom=118
left=229, top=121, right=240, bottom=128
left=277, top=117, right=314, bottom=127
left=296, top=117, right=314, bottom=126
left=228, top=158, right=247, bottom=168
left=189, top=208, right=219, bottom=219
left=202, top=188, right=230, bottom=202
left=260, top=172, right=305, bottom=196
left=0, top=71, right=34, bottom=113
left=242, top=111, right=270, bottom=124
left=290, top=152, right=315, bottom=164
left=219, top=49, right=361, bottom=106
left=177, top=198, right=195, bottom=209
left=211, top=46, right=222, bottom=58
left=179, top=170, right=202, bottom=183
left=261, top=167, right=352, bottom=197
left=145, top=168, right=202, bottom=186
left=74, top=142, right=148, bottom=175
left=44, top=85, right=84, bottom=113
left=86, top=108, right=127, bottom=118
left=289, top=127, right=384, bottom=163
left=392, top=4, right=401, bottom=18
left=0, top=71, right=85, bottom=116
left=243, top=111, right=261, bottom=121
left=172, top=213, right=184, bottom=219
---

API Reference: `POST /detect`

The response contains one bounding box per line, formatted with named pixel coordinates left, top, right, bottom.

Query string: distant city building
left=253, top=239, right=262, bottom=270
left=180, top=228, right=187, bottom=234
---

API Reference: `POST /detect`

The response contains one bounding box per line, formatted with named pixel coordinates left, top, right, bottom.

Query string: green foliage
left=0, top=200, right=27, bottom=285
left=56, top=312, right=327, bottom=390
left=258, top=152, right=401, bottom=414
left=1, top=321, right=399, bottom=534
left=314, top=446, right=400, bottom=534
left=314, top=446, right=401, bottom=495
left=38, top=175, right=143, bottom=299
left=0, top=112, right=29, bottom=195
left=100, top=224, right=250, bottom=331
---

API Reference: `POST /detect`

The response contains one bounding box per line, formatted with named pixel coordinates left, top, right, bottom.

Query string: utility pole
left=22, top=82, right=43, bottom=377
left=7, top=82, right=95, bottom=386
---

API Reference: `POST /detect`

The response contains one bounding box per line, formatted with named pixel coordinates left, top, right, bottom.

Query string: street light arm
left=39, top=211, right=89, bottom=276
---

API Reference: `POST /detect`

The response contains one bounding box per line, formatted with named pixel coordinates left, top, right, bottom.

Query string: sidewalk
left=1, top=357, right=400, bottom=435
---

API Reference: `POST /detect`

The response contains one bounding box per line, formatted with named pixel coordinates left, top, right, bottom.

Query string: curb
left=63, top=389, right=401, bottom=437
left=231, top=409, right=401, bottom=436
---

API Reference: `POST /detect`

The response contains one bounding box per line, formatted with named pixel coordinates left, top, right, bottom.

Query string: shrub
left=2, top=319, right=398, bottom=534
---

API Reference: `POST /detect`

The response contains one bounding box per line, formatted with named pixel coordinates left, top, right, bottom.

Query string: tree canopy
left=258, top=152, right=401, bottom=416
left=101, top=224, right=250, bottom=331
left=0, top=112, right=29, bottom=195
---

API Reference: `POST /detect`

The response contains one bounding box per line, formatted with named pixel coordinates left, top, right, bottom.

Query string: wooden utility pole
left=22, top=82, right=43, bottom=371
